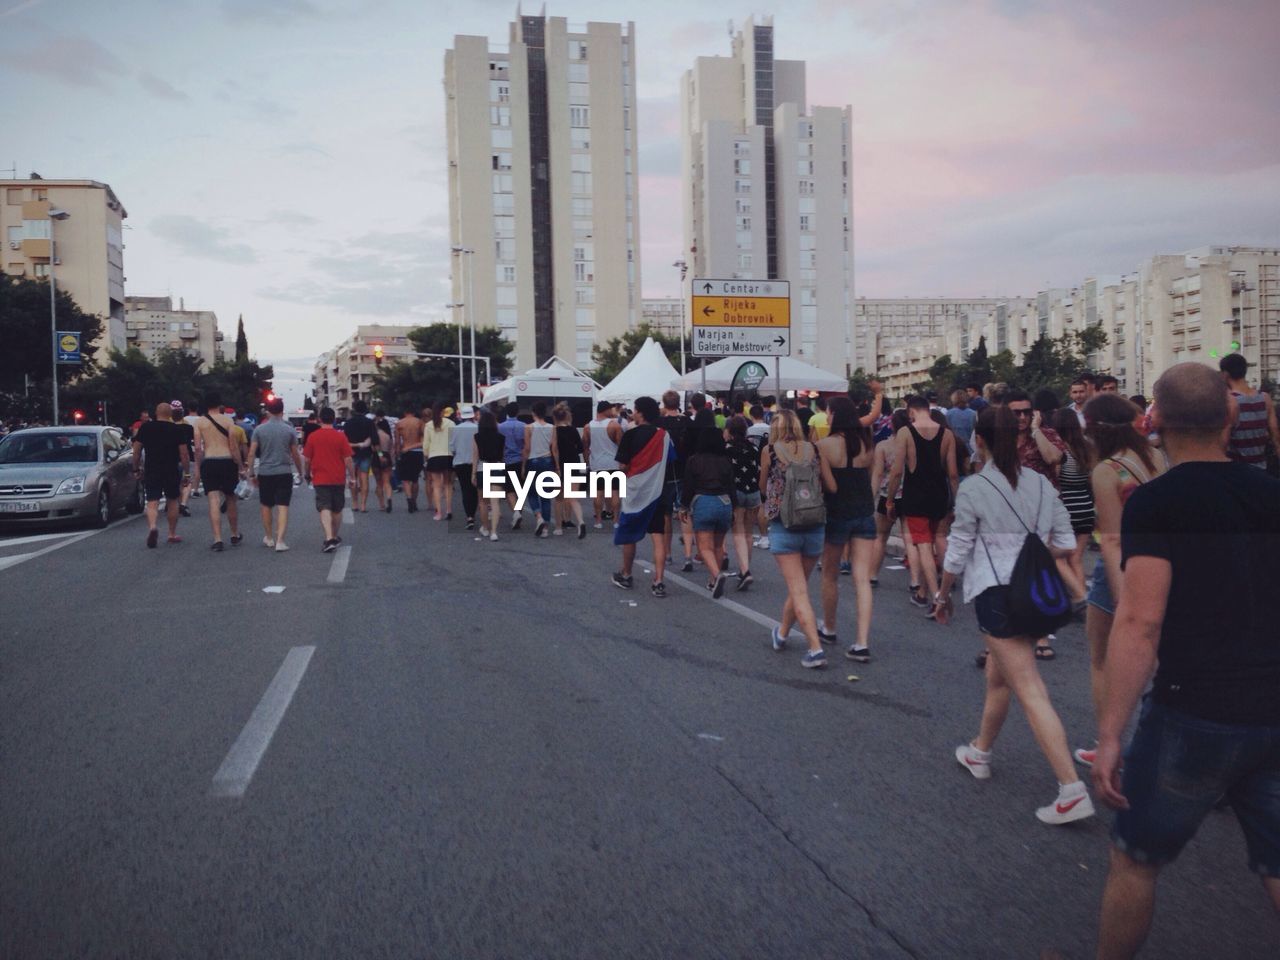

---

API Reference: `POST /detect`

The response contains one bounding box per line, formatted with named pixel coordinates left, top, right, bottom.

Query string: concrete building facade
left=2, top=177, right=127, bottom=365
left=312, top=325, right=418, bottom=419
left=681, top=17, right=852, bottom=375
left=639, top=297, right=684, bottom=339
left=445, top=12, right=640, bottom=373
left=123, top=296, right=224, bottom=368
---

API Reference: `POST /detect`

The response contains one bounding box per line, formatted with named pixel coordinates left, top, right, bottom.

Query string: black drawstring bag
left=980, top=475, right=1073, bottom=637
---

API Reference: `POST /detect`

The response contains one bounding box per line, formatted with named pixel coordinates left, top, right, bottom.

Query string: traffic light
left=265, top=391, right=276, bottom=403
left=72, top=409, right=84, bottom=423
left=373, top=344, right=384, bottom=366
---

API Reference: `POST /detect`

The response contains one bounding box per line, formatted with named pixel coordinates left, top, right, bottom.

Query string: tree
left=234, top=315, right=248, bottom=362
left=590, top=323, right=701, bottom=383
left=198, top=358, right=274, bottom=415
left=0, top=274, right=105, bottom=420
left=371, top=324, right=515, bottom=412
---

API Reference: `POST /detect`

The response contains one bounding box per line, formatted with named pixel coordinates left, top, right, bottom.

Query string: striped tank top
left=1229, top=391, right=1270, bottom=468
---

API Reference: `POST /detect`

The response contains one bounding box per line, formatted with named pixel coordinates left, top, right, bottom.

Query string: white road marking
left=697, top=733, right=725, bottom=741
left=0, top=531, right=85, bottom=549
left=342, top=506, right=354, bottom=525
left=211, top=645, right=315, bottom=798
left=0, top=529, right=99, bottom=571
left=326, top=545, right=351, bottom=584
left=262, top=585, right=286, bottom=594
left=638, top=561, right=799, bottom=638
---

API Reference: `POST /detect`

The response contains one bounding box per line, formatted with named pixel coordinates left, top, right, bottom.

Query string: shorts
left=1113, top=699, right=1280, bottom=877
left=314, top=484, right=345, bottom=513
left=825, top=513, right=877, bottom=546
left=352, top=449, right=373, bottom=472
left=427, top=455, right=453, bottom=474
left=144, top=469, right=181, bottom=502
left=736, top=490, right=762, bottom=510
left=258, top=473, right=294, bottom=508
left=767, top=519, right=824, bottom=558
left=876, top=496, right=889, bottom=516
left=612, top=496, right=669, bottom=545
left=1087, top=560, right=1115, bottom=615
left=974, top=585, right=1023, bottom=639
left=477, top=462, right=506, bottom=492
left=690, top=494, right=732, bottom=534
left=662, top=481, right=680, bottom=518
left=905, top=515, right=941, bottom=545
left=397, top=450, right=424, bottom=482
left=201, top=458, right=238, bottom=497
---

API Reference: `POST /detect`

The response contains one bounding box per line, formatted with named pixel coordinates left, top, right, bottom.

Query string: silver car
left=0, top=426, right=144, bottom=528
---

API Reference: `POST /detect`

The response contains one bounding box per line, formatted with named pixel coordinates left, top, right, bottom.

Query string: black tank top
left=900, top=424, right=949, bottom=519
left=555, top=425, right=584, bottom=463
left=825, top=434, right=874, bottom=520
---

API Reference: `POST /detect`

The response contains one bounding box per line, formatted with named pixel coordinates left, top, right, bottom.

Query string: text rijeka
left=480, top=463, right=626, bottom=512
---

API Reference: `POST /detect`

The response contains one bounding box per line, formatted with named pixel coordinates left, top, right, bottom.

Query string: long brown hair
left=429, top=402, right=443, bottom=430
left=974, top=405, right=1020, bottom=488
left=827, top=396, right=869, bottom=459
left=1051, top=408, right=1093, bottom=472
left=1085, top=394, right=1155, bottom=473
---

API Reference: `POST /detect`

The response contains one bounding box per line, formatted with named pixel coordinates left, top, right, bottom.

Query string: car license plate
left=0, top=501, right=40, bottom=513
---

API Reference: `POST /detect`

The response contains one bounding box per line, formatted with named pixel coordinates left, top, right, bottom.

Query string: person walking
left=869, top=408, right=909, bottom=587
left=550, top=402, right=588, bottom=539
left=817, top=398, right=877, bottom=663
left=472, top=407, right=506, bottom=541
left=1072, top=393, right=1167, bottom=769
left=679, top=422, right=736, bottom=598
left=498, top=402, right=527, bottom=529
left=302, top=408, right=353, bottom=552
left=342, top=400, right=377, bottom=513
left=725, top=415, right=759, bottom=590
left=945, top=389, right=977, bottom=475
left=933, top=405, right=1093, bottom=825
left=247, top=397, right=304, bottom=552
left=171, top=400, right=197, bottom=517
left=1093, top=363, right=1280, bottom=958
left=450, top=405, right=480, bottom=530
left=611, top=396, right=674, bottom=597
left=424, top=402, right=455, bottom=520
left=760, top=409, right=827, bottom=669
left=1050, top=407, right=1095, bottom=607
left=1220, top=351, right=1280, bottom=469
left=194, top=394, right=245, bottom=551
left=583, top=400, right=622, bottom=527
left=394, top=405, right=425, bottom=512
left=885, top=396, right=958, bottom=617
left=521, top=400, right=556, bottom=538
left=659, top=391, right=695, bottom=572
left=371, top=408, right=394, bottom=512
left=130, top=402, right=190, bottom=547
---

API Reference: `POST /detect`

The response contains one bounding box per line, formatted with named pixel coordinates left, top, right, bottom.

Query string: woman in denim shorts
left=760, top=410, right=827, bottom=669
left=817, top=398, right=878, bottom=663
left=725, top=415, right=762, bottom=590
left=679, top=425, right=737, bottom=599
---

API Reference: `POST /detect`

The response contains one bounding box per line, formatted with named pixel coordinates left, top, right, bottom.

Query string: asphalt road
left=0, top=495, right=1275, bottom=959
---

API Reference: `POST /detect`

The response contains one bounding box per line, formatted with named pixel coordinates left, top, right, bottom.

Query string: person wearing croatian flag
left=611, top=395, right=676, bottom=598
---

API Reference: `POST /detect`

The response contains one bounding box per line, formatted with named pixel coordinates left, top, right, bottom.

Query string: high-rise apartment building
left=1, top=177, right=127, bottom=365
left=681, top=17, right=852, bottom=374
left=444, top=12, right=640, bottom=373
left=123, top=296, right=224, bottom=368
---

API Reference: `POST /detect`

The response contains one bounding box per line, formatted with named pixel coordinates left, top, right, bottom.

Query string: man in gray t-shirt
left=247, top=399, right=304, bottom=551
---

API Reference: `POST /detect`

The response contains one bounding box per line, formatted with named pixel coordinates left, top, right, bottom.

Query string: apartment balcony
left=179, top=328, right=198, bottom=339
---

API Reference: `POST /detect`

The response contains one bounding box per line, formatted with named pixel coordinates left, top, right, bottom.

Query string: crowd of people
left=107, top=354, right=1280, bottom=956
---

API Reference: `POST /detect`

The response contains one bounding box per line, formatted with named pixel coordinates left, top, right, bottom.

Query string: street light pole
left=452, top=246, right=477, bottom=404
left=48, top=208, right=70, bottom=424
left=673, top=258, right=688, bottom=376
left=444, top=302, right=465, bottom=402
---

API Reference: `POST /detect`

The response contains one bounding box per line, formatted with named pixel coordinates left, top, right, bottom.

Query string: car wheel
left=94, top=486, right=111, bottom=528
left=125, top=478, right=145, bottom=515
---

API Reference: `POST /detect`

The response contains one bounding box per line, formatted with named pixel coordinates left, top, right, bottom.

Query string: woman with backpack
left=759, top=409, right=827, bottom=669
left=725, top=415, right=760, bottom=590
left=933, top=406, right=1094, bottom=825
left=816, top=398, right=877, bottom=663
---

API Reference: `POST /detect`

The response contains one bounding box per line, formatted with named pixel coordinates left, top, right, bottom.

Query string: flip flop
left=1035, top=645, right=1056, bottom=661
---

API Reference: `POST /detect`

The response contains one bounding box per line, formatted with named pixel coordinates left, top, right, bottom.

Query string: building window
left=6, top=225, right=21, bottom=245
left=736, top=216, right=751, bottom=230
left=570, top=40, right=588, bottom=60
left=492, top=173, right=513, bottom=193
left=733, top=140, right=749, bottom=157
left=798, top=180, right=814, bottom=196
left=568, top=62, right=588, bottom=82
left=735, top=199, right=752, bottom=215
left=571, top=154, right=591, bottom=173
left=737, top=253, right=752, bottom=270
left=489, top=105, right=511, bottom=126
left=5, top=262, right=23, bottom=276
left=568, top=82, right=590, bottom=103
left=6, top=188, right=22, bottom=205
left=31, top=261, right=50, bottom=278
left=492, top=152, right=512, bottom=171
left=570, top=105, right=590, bottom=128
left=575, top=286, right=594, bottom=305
left=491, top=81, right=510, bottom=102
left=797, top=160, right=814, bottom=176
left=734, top=158, right=751, bottom=175
left=799, top=215, right=812, bottom=231
left=734, top=179, right=751, bottom=194
left=570, top=172, right=592, bottom=194
left=570, top=128, right=590, bottom=149
left=491, top=128, right=512, bottom=148
left=22, top=219, right=50, bottom=240
left=572, top=197, right=593, bottom=217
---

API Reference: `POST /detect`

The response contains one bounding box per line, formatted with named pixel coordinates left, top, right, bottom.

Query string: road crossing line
left=637, top=561, right=799, bottom=639
left=210, top=645, right=315, bottom=798
left=342, top=506, right=354, bottom=525
left=326, top=545, right=352, bottom=584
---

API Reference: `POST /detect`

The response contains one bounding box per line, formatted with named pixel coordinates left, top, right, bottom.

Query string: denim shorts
left=691, top=494, right=732, bottom=533
left=767, top=519, right=824, bottom=557
left=1087, top=561, right=1115, bottom=615
left=824, top=513, right=877, bottom=546
left=973, top=585, right=1021, bottom=639
left=1114, top=699, right=1280, bottom=877
left=737, top=490, right=762, bottom=510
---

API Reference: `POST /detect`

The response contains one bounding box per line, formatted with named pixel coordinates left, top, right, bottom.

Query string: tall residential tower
left=681, top=17, right=853, bottom=374
left=445, top=11, right=640, bottom=372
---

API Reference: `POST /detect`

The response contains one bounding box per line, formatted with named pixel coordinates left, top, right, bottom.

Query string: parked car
left=0, top=426, right=143, bottom=528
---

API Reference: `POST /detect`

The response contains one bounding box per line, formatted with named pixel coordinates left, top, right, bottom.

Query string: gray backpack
left=777, top=444, right=826, bottom=531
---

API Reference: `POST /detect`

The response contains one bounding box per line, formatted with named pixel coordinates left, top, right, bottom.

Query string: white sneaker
left=593, top=520, right=603, bottom=529
left=1036, top=783, right=1096, bottom=825
left=274, top=541, right=290, bottom=553
left=489, top=529, right=499, bottom=542
left=955, top=743, right=992, bottom=780
left=552, top=527, right=563, bottom=536
left=262, top=536, right=275, bottom=548
left=757, top=536, right=770, bottom=550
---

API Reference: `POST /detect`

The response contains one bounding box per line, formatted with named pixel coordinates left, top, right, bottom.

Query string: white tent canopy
left=481, top=356, right=601, bottom=407
left=598, top=338, right=681, bottom=404
left=670, top=355, right=848, bottom=394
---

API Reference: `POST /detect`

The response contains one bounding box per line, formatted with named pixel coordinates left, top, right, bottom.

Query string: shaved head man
left=131, top=401, right=191, bottom=547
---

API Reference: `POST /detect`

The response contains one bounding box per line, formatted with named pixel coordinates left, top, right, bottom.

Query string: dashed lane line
left=210, top=645, right=316, bottom=798
left=326, top=545, right=352, bottom=584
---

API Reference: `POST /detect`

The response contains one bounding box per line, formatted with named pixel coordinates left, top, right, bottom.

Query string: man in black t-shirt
left=131, top=402, right=190, bottom=548
left=610, top=396, right=671, bottom=597
left=342, top=400, right=378, bottom=511
left=1095, top=363, right=1280, bottom=956
left=659, top=390, right=693, bottom=571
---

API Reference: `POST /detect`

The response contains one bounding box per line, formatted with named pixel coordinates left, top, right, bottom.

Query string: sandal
left=1035, top=645, right=1056, bottom=661
left=975, top=649, right=988, bottom=669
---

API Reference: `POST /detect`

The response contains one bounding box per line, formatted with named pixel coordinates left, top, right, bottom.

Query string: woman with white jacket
left=933, top=405, right=1095, bottom=826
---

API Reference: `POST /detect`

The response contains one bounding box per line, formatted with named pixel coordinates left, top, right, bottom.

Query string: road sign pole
left=775, top=357, right=781, bottom=398
left=700, top=360, right=707, bottom=394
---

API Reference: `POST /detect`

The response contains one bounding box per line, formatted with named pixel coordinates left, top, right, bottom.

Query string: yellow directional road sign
left=690, top=278, right=791, bottom=357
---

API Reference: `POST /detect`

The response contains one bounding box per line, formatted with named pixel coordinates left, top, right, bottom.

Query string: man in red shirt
left=302, top=407, right=354, bottom=552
